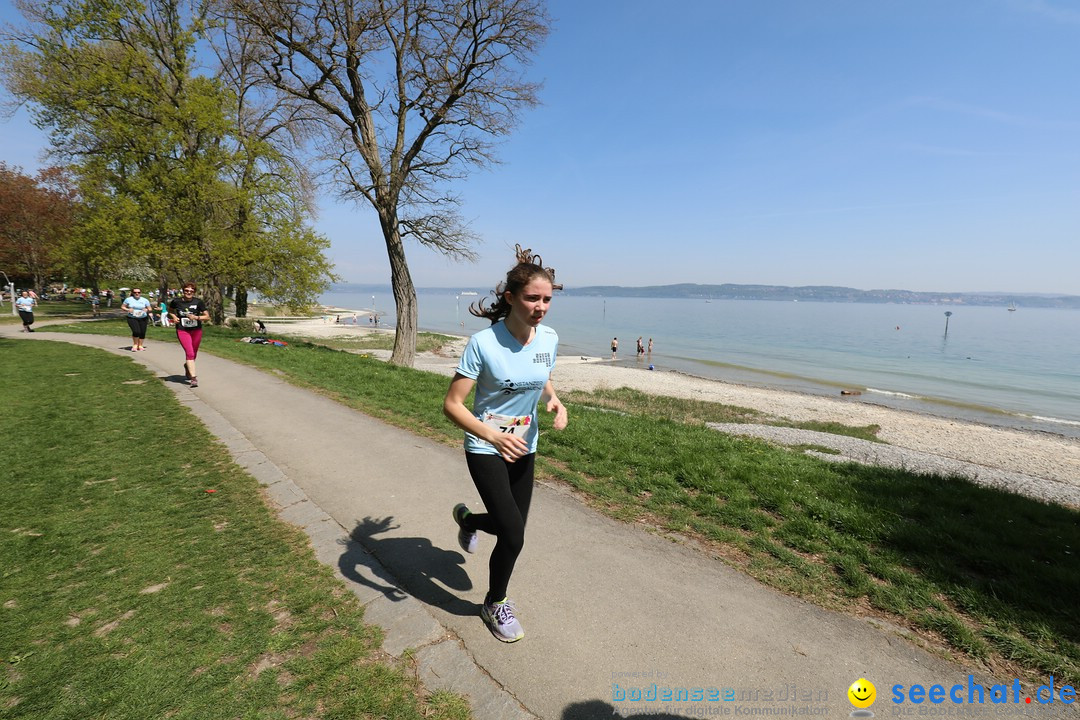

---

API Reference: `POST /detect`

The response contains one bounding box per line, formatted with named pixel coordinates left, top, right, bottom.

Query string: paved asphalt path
left=4, top=324, right=1070, bottom=720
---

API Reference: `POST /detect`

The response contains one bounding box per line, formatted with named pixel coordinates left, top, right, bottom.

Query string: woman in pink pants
left=167, top=282, right=211, bottom=388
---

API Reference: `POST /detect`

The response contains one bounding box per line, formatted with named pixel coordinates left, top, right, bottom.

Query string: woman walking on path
left=15, top=291, right=36, bottom=332
left=168, top=283, right=210, bottom=388
left=443, top=245, right=568, bottom=643
left=122, top=288, right=153, bottom=351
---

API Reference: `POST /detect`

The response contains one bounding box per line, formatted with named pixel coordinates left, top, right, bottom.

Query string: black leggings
left=126, top=316, right=149, bottom=339
left=463, top=452, right=535, bottom=604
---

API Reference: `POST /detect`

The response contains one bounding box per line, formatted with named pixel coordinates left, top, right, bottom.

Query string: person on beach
left=122, top=288, right=154, bottom=351
left=611, top=337, right=618, bottom=360
left=443, top=245, right=569, bottom=643
left=636, top=336, right=644, bottom=356
left=168, top=282, right=210, bottom=388
left=16, top=290, right=36, bottom=332
left=648, top=337, right=653, bottom=354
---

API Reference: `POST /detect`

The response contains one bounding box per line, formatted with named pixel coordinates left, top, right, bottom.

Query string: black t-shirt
left=170, top=297, right=207, bottom=329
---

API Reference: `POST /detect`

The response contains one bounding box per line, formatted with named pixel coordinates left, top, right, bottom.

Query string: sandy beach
left=264, top=313, right=1080, bottom=492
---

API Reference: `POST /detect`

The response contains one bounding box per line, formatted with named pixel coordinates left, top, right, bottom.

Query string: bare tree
left=225, top=0, right=549, bottom=365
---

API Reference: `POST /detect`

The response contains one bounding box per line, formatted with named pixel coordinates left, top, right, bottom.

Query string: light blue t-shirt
left=16, top=296, right=35, bottom=313
left=456, top=320, right=558, bottom=455
left=123, top=296, right=152, bottom=317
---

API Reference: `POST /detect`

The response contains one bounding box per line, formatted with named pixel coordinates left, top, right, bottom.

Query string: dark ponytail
left=471, top=244, right=562, bottom=324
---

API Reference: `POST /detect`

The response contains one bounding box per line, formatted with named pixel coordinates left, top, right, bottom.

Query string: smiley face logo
left=848, top=678, right=876, bottom=709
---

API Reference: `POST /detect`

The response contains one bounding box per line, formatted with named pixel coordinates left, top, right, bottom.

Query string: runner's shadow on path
left=341, top=516, right=478, bottom=617
left=562, top=700, right=683, bottom=719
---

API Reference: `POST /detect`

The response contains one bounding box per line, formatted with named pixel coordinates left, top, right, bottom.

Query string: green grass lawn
left=0, top=339, right=470, bottom=720
left=295, top=331, right=459, bottom=354
left=0, top=298, right=104, bottom=326
left=38, top=319, right=1080, bottom=685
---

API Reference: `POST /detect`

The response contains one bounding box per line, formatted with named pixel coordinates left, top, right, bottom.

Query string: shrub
left=226, top=317, right=256, bottom=333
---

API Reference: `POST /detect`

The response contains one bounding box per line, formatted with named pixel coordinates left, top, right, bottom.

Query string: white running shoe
left=481, top=598, right=524, bottom=643
left=452, top=503, right=478, bottom=554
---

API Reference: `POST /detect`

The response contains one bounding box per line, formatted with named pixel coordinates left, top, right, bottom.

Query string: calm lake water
left=321, top=288, right=1080, bottom=438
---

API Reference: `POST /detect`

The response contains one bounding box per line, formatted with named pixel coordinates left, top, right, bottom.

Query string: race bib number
left=131, top=309, right=147, bottom=318
left=180, top=316, right=198, bottom=328
left=481, top=411, right=532, bottom=437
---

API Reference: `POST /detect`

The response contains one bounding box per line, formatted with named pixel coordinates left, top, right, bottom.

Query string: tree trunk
left=82, top=263, right=99, bottom=300
left=205, top=281, right=226, bottom=325
left=235, top=286, right=248, bottom=317
left=381, top=211, right=417, bottom=367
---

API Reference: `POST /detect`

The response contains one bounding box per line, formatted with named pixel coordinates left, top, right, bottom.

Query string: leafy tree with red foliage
left=0, top=163, right=75, bottom=291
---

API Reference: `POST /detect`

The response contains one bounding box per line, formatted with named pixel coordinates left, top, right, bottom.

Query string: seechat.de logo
left=890, top=676, right=1076, bottom=706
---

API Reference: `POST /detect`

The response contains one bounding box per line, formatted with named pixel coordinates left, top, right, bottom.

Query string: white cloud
left=1005, top=0, right=1080, bottom=25
left=905, top=96, right=1080, bottom=131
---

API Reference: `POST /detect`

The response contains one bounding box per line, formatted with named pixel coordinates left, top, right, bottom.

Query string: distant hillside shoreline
left=328, top=282, right=1080, bottom=309
left=560, top=283, right=1080, bottom=309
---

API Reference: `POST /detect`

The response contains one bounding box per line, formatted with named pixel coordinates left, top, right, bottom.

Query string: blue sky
left=3, top=0, right=1080, bottom=294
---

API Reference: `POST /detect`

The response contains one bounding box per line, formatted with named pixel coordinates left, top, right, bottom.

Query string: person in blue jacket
left=443, top=245, right=568, bottom=643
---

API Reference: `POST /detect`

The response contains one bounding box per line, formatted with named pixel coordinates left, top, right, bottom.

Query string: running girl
left=122, top=288, right=153, bottom=351
left=168, top=283, right=210, bottom=388
left=15, top=290, right=36, bottom=332
left=443, top=245, right=568, bottom=643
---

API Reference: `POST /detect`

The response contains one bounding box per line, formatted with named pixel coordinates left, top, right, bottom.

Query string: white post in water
left=944, top=310, right=953, bottom=337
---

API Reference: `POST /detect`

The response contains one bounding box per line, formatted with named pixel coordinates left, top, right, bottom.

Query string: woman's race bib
left=130, top=309, right=147, bottom=318
left=481, top=411, right=532, bottom=437
left=180, top=316, right=198, bottom=328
